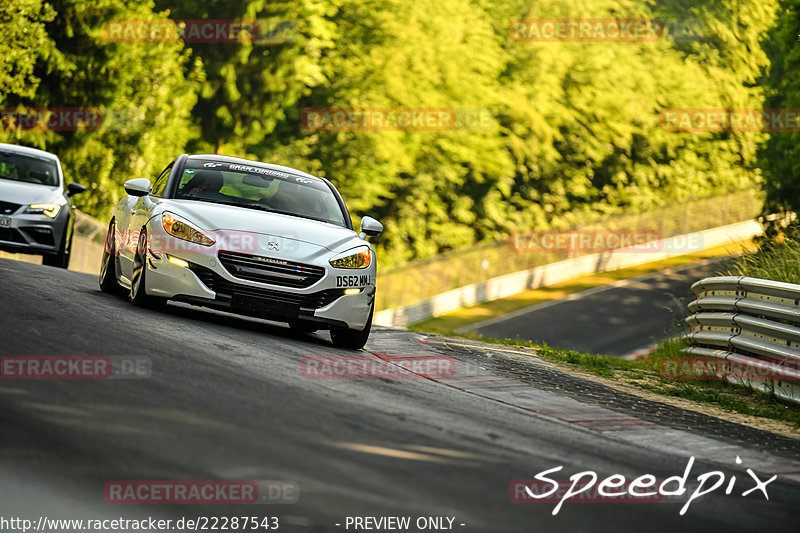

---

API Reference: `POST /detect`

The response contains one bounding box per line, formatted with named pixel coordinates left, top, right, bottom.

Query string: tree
left=155, top=0, right=340, bottom=156
left=0, top=0, right=55, bottom=103
left=1, top=0, right=201, bottom=217
left=758, top=0, right=800, bottom=230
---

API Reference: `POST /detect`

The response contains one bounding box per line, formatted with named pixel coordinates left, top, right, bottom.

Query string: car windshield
left=0, top=151, right=59, bottom=187
left=174, top=160, right=346, bottom=226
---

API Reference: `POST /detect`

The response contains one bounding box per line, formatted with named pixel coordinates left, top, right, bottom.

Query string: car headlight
left=329, top=246, right=372, bottom=269
left=161, top=213, right=215, bottom=246
left=26, top=203, right=61, bottom=218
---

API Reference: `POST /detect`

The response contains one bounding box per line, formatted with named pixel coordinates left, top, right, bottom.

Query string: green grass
left=724, top=233, right=800, bottom=284
left=636, top=337, right=800, bottom=425
left=532, top=343, right=637, bottom=378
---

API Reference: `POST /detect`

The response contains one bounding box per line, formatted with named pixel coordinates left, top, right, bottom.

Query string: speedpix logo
left=511, top=456, right=776, bottom=515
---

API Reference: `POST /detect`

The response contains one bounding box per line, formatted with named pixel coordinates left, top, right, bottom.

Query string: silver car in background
left=99, top=154, right=383, bottom=349
left=0, top=143, right=85, bottom=268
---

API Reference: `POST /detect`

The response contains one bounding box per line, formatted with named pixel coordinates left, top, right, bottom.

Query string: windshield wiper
left=264, top=208, right=335, bottom=225
left=184, top=198, right=271, bottom=211
left=225, top=202, right=333, bottom=224
left=229, top=202, right=272, bottom=212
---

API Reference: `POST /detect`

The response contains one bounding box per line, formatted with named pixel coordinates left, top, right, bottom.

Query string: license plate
left=0, top=216, right=10, bottom=228
left=231, top=295, right=299, bottom=319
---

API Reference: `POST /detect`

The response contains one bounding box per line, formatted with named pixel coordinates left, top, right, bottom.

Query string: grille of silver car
left=23, top=227, right=54, bottom=246
left=0, top=201, right=20, bottom=215
left=218, top=250, right=325, bottom=288
left=0, top=228, right=25, bottom=243
left=189, top=264, right=342, bottom=310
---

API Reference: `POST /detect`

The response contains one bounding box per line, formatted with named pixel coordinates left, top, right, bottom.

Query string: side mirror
left=66, top=182, right=86, bottom=197
left=124, top=178, right=151, bottom=197
left=360, top=216, right=383, bottom=238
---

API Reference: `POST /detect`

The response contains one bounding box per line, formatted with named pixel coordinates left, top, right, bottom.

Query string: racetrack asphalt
left=466, top=258, right=733, bottom=357
left=0, top=257, right=798, bottom=532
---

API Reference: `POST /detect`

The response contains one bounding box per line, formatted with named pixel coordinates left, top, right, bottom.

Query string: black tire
left=330, top=307, right=373, bottom=350
left=42, top=227, right=72, bottom=269
left=99, top=220, right=124, bottom=295
left=130, top=228, right=166, bottom=308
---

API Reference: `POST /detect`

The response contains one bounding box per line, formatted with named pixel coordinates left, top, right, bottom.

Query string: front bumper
left=0, top=209, right=67, bottom=255
left=142, top=222, right=375, bottom=330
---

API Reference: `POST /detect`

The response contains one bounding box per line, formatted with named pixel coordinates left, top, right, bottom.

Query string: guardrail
left=685, top=276, right=800, bottom=404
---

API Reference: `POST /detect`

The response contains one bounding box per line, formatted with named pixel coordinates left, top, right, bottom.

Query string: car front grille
left=0, top=201, right=20, bottom=215
left=0, top=227, right=26, bottom=243
left=189, top=264, right=343, bottom=312
left=22, top=227, right=54, bottom=246
left=218, top=250, right=326, bottom=288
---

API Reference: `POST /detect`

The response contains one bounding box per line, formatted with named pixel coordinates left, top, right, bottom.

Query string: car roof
left=0, top=142, right=60, bottom=162
left=186, top=154, right=319, bottom=180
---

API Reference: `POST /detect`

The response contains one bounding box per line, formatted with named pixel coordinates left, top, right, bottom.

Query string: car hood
left=159, top=199, right=364, bottom=254
left=0, top=180, right=63, bottom=206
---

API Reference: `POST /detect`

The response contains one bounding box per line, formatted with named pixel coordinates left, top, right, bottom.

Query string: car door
left=114, top=192, right=138, bottom=281
left=128, top=192, right=160, bottom=258
left=117, top=163, right=172, bottom=281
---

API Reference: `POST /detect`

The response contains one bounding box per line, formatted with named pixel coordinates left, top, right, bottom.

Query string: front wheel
left=330, top=307, right=373, bottom=350
left=99, top=220, right=124, bottom=295
left=130, top=229, right=166, bottom=308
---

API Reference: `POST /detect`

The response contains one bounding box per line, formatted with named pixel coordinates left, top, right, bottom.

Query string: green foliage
left=759, top=0, right=800, bottom=231
left=154, top=0, right=340, bottom=156
left=0, top=0, right=55, bottom=101
left=0, top=0, right=200, bottom=216
left=262, top=0, right=775, bottom=267
left=0, top=0, right=790, bottom=268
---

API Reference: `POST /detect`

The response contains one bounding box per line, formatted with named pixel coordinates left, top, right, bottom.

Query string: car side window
left=151, top=163, right=173, bottom=197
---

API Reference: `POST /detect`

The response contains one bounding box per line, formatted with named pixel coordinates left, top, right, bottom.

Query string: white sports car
left=99, top=154, right=383, bottom=349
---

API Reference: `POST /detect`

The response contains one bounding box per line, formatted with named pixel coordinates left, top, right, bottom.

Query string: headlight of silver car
left=25, top=203, right=61, bottom=218
left=161, top=212, right=215, bottom=246
left=329, top=245, right=372, bottom=269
